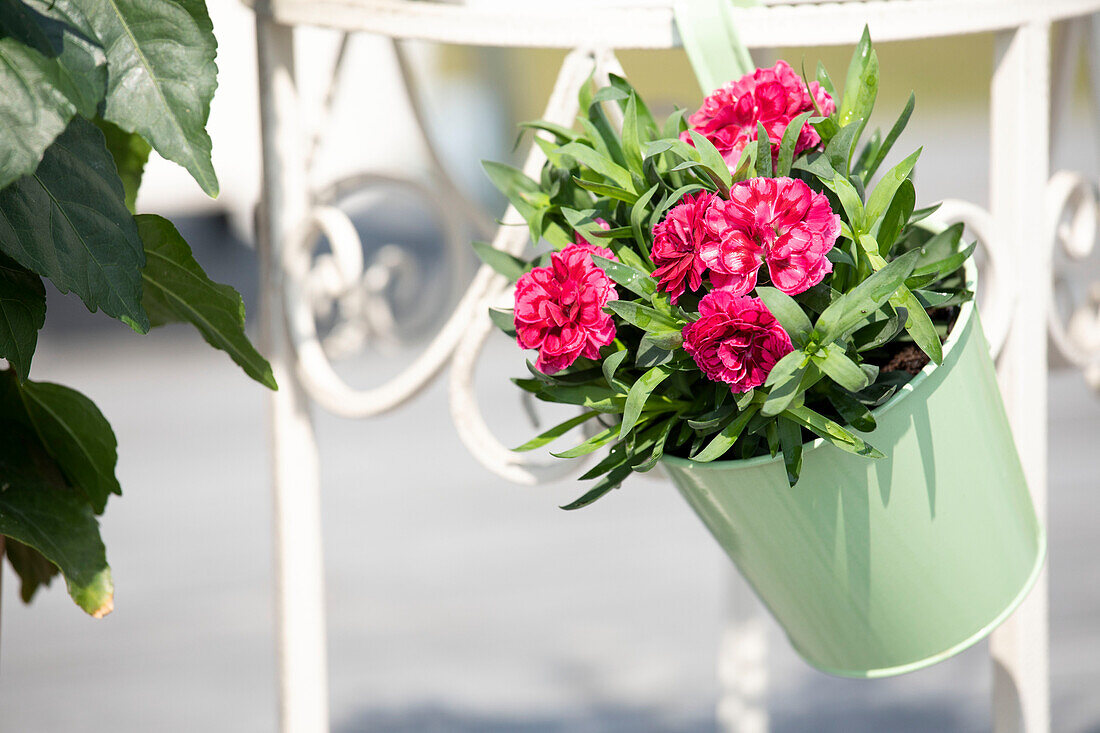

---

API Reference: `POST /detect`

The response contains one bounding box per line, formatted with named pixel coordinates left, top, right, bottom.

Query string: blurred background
left=2, top=3, right=1100, bottom=732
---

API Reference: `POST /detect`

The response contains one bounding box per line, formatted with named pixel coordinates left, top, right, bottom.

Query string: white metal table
left=249, top=1, right=1100, bottom=730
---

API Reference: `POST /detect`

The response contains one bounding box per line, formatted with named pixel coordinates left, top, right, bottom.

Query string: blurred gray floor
left=0, top=217, right=1098, bottom=733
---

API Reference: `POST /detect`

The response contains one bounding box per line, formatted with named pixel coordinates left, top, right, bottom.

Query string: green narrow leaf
left=16, top=377, right=120, bottom=513
left=629, top=184, right=660, bottom=253
left=694, top=404, right=761, bottom=463
left=591, top=255, right=656, bottom=299
left=0, top=420, right=113, bottom=617
left=891, top=285, right=943, bottom=364
left=472, top=240, right=528, bottom=281
left=824, top=121, right=862, bottom=177
left=52, top=0, right=220, bottom=196
left=775, top=111, right=813, bottom=178
left=830, top=174, right=865, bottom=232
left=815, top=250, right=919, bottom=341
left=838, top=26, right=879, bottom=139
left=687, top=130, right=733, bottom=189
left=0, top=117, right=149, bottom=332
left=514, top=410, right=599, bottom=452
left=621, top=92, right=644, bottom=176
left=777, top=417, right=803, bottom=485
left=816, top=61, right=837, bottom=97
left=783, top=404, right=884, bottom=458
left=0, top=253, right=45, bottom=378
left=813, top=343, right=871, bottom=392
left=602, top=348, right=629, bottom=388
left=136, top=214, right=276, bottom=389
left=823, top=385, right=877, bottom=432
left=560, top=462, right=633, bottom=510
left=552, top=424, right=619, bottom=458
left=911, top=241, right=977, bottom=281
left=604, top=300, right=682, bottom=332
left=619, top=365, right=672, bottom=438
left=557, top=142, right=634, bottom=190
left=755, top=122, right=773, bottom=178
left=864, top=148, right=922, bottom=227
left=488, top=307, right=516, bottom=337
left=573, top=177, right=639, bottom=205
left=761, top=350, right=807, bottom=417
left=863, top=92, right=915, bottom=179
left=755, top=287, right=812, bottom=346
left=874, top=177, right=915, bottom=256
left=0, top=7, right=106, bottom=189
left=94, top=118, right=150, bottom=213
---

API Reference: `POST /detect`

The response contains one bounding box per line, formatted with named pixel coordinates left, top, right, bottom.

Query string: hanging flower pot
left=475, top=31, right=1044, bottom=677
left=663, top=287, right=1045, bottom=677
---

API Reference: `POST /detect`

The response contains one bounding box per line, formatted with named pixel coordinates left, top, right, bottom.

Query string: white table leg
left=256, top=13, right=331, bottom=733
left=989, top=20, right=1052, bottom=733
left=717, top=571, right=769, bottom=733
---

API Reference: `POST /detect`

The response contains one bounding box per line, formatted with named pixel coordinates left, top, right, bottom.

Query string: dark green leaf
left=0, top=117, right=149, bottom=332
left=0, top=253, right=45, bottom=378
left=573, top=176, right=639, bottom=205
left=824, top=384, right=877, bottom=432
left=137, top=214, right=276, bottom=388
left=94, top=118, right=150, bottom=213
left=52, top=0, right=220, bottom=196
left=830, top=174, right=865, bottom=232
left=911, top=241, right=976, bottom=281
left=636, top=331, right=681, bottom=368
left=687, top=130, right=732, bottom=189
left=0, top=420, right=113, bottom=616
left=5, top=537, right=59, bottom=603
left=16, top=377, right=119, bottom=513
left=824, top=121, right=862, bottom=177
left=0, top=9, right=105, bottom=189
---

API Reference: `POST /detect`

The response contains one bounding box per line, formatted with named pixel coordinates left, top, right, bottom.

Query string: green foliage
left=0, top=0, right=273, bottom=615
left=479, top=32, right=974, bottom=509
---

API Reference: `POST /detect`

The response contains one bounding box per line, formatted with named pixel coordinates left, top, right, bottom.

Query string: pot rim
left=664, top=260, right=979, bottom=470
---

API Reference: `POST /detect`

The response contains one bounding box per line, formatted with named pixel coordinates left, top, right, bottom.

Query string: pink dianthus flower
left=650, top=191, right=719, bottom=303
left=682, top=291, right=793, bottom=393
left=514, top=243, right=618, bottom=374
left=682, top=60, right=835, bottom=168
left=701, top=177, right=839, bottom=296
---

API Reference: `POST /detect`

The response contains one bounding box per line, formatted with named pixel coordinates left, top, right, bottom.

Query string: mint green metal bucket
left=663, top=296, right=1045, bottom=678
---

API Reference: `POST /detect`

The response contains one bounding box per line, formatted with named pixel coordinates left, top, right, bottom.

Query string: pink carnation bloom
left=574, top=217, right=611, bottom=246
left=682, top=291, right=794, bottom=393
left=650, top=191, right=719, bottom=303
left=682, top=60, right=835, bottom=167
left=701, top=177, right=840, bottom=296
left=514, top=243, right=618, bottom=374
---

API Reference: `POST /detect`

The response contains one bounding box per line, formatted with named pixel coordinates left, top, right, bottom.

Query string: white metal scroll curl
left=1046, top=170, right=1100, bottom=388
left=282, top=47, right=601, bottom=422
left=928, top=199, right=1014, bottom=359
